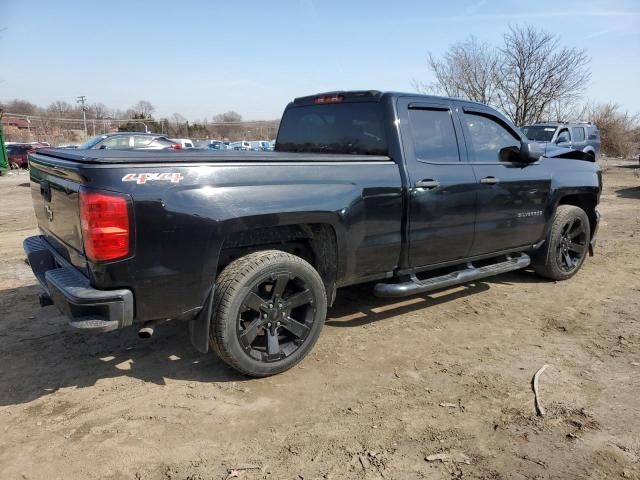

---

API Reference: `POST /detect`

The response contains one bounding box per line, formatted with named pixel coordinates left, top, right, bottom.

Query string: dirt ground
left=0, top=161, right=639, bottom=480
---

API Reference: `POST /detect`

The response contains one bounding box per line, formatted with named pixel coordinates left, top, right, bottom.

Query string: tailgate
left=29, top=155, right=85, bottom=263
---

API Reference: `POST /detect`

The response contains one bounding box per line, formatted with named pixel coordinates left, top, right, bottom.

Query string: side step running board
left=374, top=254, right=531, bottom=298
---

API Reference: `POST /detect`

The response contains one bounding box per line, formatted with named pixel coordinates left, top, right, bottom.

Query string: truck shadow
left=0, top=285, right=245, bottom=407
left=0, top=269, right=542, bottom=406
left=615, top=186, right=640, bottom=199
left=326, top=269, right=542, bottom=328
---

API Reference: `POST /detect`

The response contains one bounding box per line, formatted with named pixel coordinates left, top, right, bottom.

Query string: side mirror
left=556, top=133, right=570, bottom=144
left=519, top=141, right=541, bottom=163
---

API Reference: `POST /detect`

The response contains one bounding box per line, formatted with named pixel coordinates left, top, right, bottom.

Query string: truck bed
left=34, top=149, right=392, bottom=164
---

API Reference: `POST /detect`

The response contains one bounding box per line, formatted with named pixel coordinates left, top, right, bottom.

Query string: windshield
left=276, top=102, right=388, bottom=155
left=521, top=125, right=557, bottom=142
left=78, top=135, right=107, bottom=149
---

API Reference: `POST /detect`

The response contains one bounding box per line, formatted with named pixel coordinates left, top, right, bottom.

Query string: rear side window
left=133, top=136, right=153, bottom=147
left=588, top=128, right=600, bottom=140
left=463, top=113, right=520, bottom=162
left=571, top=127, right=586, bottom=142
left=277, top=103, right=387, bottom=155
left=408, top=109, right=460, bottom=163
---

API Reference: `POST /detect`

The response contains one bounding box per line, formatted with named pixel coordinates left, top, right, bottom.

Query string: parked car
left=521, top=122, right=600, bottom=161
left=77, top=132, right=181, bottom=150
left=24, top=90, right=601, bottom=377
left=171, top=138, right=195, bottom=149
left=195, top=140, right=226, bottom=150
left=228, top=140, right=251, bottom=151
left=6, top=143, right=47, bottom=169
left=56, top=144, right=79, bottom=149
left=249, top=140, right=272, bottom=151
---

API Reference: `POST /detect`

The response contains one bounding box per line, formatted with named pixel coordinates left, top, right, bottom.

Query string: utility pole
left=76, top=95, right=88, bottom=137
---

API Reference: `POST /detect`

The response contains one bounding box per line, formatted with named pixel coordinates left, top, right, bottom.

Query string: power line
left=2, top=112, right=279, bottom=125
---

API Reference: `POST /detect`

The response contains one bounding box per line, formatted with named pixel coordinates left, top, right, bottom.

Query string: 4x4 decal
left=122, top=173, right=184, bottom=184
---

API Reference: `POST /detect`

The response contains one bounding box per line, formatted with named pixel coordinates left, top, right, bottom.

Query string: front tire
left=532, top=205, right=591, bottom=280
left=210, top=250, right=327, bottom=377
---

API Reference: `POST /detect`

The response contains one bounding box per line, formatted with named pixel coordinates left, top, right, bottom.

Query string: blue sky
left=1, top=0, right=639, bottom=120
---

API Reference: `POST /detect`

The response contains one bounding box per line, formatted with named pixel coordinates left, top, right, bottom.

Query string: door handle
left=415, top=179, right=440, bottom=189
left=480, top=176, right=500, bottom=185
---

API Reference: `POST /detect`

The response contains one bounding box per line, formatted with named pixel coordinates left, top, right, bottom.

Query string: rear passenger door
left=571, top=126, right=587, bottom=151
left=458, top=104, right=551, bottom=255
left=398, top=98, right=478, bottom=268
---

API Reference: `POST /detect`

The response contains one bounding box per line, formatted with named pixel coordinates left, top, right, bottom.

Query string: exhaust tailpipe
left=138, top=320, right=159, bottom=339
left=39, top=293, right=53, bottom=307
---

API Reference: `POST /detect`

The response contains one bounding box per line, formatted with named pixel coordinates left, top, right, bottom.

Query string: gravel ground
left=0, top=161, right=639, bottom=480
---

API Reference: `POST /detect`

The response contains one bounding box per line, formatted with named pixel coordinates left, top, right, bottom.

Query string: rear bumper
left=23, top=235, right=134, bottom=332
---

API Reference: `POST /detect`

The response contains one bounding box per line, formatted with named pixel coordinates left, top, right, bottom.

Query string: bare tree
left=131, top=100, right=155, bottom=118
left=418, top=25, right=591, bottom=126
left=417, top=36, right=499, bottom=104
left=3, top=99, right=38, bottom=115
left=212, top=111, right=243, bottom=140
left=91, top=102, right=110, bottom=119
left=588, top=103, right=639, bottom=158
left=170, top=113, right=188, bottom=137
left=496, top=25, right=590, bottom=126
left=47, top=100, right=76, bottom=118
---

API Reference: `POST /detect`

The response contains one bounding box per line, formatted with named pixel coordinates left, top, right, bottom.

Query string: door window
left=408, top=108, right=460, bottom=163
left=463, top=113, right=520, bottom=162
left=97, top=136, right=131, bottom=149
left=556, top=128, right=570, bottom=143
left=571, top=127, right=586, bottom=142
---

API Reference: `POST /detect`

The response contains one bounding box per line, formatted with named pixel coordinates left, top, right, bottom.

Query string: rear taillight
left=79, top=191, right=130, bottom=262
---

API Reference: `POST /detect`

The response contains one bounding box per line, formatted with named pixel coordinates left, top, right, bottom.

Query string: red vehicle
left=6, top=143, right=47, bottom=169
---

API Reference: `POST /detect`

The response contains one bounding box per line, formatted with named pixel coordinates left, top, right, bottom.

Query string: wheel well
left=558, top=194, right=597, bottom=237
left=219, top=224, right=338, bottom=304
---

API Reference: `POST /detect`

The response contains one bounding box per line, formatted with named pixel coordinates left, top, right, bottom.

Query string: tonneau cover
left=31, top=149, right=392, bottom=164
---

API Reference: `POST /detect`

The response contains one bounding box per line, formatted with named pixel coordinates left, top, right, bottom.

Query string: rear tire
left=210, top=250, right=327, bottom=377
left=532, top=205, right=590, bottom=280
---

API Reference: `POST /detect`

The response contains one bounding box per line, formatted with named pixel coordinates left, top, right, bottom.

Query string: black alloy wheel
left=210, top=250, right=327, bottom=377
left=556, top=217, right=588, bottom=274
left=532, top=204, right=591, bottom=281
left=237, top=272, right=315, bottom=362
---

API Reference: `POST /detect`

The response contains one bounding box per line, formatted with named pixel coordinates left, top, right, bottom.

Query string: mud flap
left=189, top=287, right=214, bottom=354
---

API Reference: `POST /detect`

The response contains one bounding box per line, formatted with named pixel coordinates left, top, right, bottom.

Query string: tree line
left=0, top=99, right=279, bottom=145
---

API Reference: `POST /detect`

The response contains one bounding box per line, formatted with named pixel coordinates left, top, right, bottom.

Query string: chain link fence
left=1, top=113, right=280, bottom=146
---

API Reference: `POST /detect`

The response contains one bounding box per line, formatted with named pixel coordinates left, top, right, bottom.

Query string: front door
left=458, top=105, right=551, bottom=255
left=398, top=98, right=478, bottom=268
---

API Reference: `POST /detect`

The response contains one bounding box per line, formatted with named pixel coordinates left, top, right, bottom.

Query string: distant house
left=1, top=116, right=30, bottom=130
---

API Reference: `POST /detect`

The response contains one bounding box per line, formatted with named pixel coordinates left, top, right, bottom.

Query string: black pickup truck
left=24, top=91, right=601, bottom=377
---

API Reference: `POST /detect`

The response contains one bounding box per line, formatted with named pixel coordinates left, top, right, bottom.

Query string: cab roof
left=291, top=90, right=489, bottom=108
